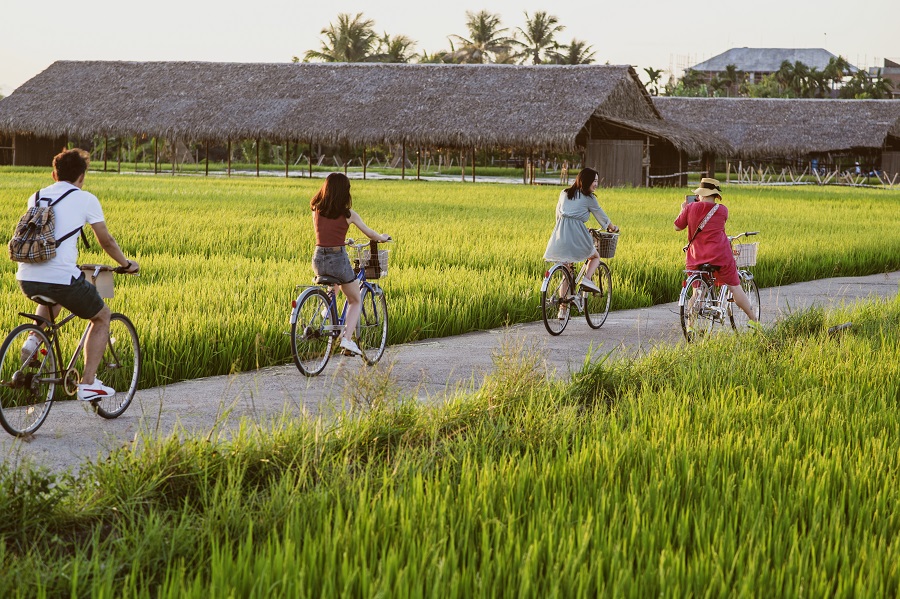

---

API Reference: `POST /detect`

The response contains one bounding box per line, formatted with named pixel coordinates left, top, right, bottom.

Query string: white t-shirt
left=16, top=181, right=105, bottom=285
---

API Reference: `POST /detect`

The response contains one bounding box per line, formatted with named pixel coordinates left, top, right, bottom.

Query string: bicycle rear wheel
left=357, top=285, right=388, bottom=365
left=541, top=264, right=573, bottom=336
left=0, top=325, right=56, bottom=436
left=729, top=272, right=761, bottom=330
left=93, top=314, right=141, bottom=419
left=291, top=289, right=335, bottom=377
left=680, top=275, right=715, bottom=342
left=584, top=261, right=612, bottom=329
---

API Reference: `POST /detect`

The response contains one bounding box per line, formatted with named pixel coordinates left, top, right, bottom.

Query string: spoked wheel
left=93, top=314, right=141, bottom=419
left=291, top=289, right=335, bottom=377
left=357, top=286, right=388, bottom=365
left=729, top=273, right=761, bottom=330
left=584, top=261, right=613, bottom=329
left=541, top=264, right=574, bottom=336
left=680, top=276, right=715, bottom=342
left=0, top=325, right=56, bottom=436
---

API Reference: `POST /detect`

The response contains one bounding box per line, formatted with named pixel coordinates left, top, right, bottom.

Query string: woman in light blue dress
left=543, top=168, right=619, bottom=314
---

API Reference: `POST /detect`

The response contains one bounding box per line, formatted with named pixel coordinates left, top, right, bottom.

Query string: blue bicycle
left=290, top=239, right=391, bottom=376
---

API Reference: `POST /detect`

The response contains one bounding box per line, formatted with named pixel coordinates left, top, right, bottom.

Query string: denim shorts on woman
left=312, top=246, right=357, bottom=284
left=18, top=273, right=106, bottom=319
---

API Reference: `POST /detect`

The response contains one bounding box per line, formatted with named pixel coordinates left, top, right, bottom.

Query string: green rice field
left=1, top=167, right=899, bottom=388
left=2, top=295, right=899, bottom=596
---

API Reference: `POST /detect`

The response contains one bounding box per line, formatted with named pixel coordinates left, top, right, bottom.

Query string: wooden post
left=461, top=150, right=465, bottom=182
left=309, top=139, right=313, bottom=178
left=205, top=140, right=209, bottom=176
left=363, top=148, right=367, bottom=180
left=117, top=138, right=121, bottom=173
left=172, top=138, right=176, bottom=176
left=285, top=140, right=290, bottom=178
left=416, top=148, right=421, bottom=180
left=401, top=142, right=406, bottom=180
left=134, top=136, right=138, bottom=173
left=256, top=138, right=260, bottom=177
left=103, top=137, right=108, bottom=171
left=153, top=137, right=158, bottom=175
left=227, top=140, right=232, bottom=177
left=471, top=146, right=475, bottom=182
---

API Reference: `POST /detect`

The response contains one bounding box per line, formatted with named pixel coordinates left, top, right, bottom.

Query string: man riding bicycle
left=15, top=149, right=140, bottom=401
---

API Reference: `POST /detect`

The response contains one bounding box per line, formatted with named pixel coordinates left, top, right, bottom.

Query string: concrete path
left=3, top=271, right=898, bottom=474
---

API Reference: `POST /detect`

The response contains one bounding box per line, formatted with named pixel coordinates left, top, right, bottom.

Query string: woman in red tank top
left=310, top=173, right=391, bottom=356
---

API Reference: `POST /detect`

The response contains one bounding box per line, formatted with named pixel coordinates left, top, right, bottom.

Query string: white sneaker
left=21, top=333, right=41, bottom=366
left=77, top=378, right=116, bottom=402
left=339, top=337, right=362, bottom=356
left=557, top=307, right=569, bottom=320
left=580, top=278, right=601, bottom=293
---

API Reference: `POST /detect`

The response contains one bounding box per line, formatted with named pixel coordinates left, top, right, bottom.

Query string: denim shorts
left=312, top=246, right=357, bottom=284
left=18, top=272, right=106, bottom=319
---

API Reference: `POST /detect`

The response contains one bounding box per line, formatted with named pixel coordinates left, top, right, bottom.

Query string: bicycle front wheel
left=291, top=289, right=335, bottom=377
left=541, top=265, right=573, bottom=336
left=680, top=275, right=715, bottom=342
left=729, top=272, right=761, bottom=330
left=93, top=314, right=141, bottom=419
left=584, top=261, right=613, bottom=329
left=0, top=325, right=56, bottom=436
left=357, top=286, right=388, bottom=366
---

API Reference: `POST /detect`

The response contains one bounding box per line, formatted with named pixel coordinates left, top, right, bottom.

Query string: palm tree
left=869, top=70, right=895, bottom=99
left=721, top=64, right=745, bottom=97
left=371, top=33, right=417, bottom=63
left=547, top=39, right=596, bottom=65
left=824, top=55, right=852, bottom=92
left=791, top=61, right=810, bottom=96
left=806, top=67, right=829, bottom=98
left=300, top=13, right=379, bottom=63
left=774, top=60, right=794, bottom=94
left=643, top=67, right=663, bottom=96
left=449, top=10, right=515, bottom=64
left=513, top=11, right=565, bottom=65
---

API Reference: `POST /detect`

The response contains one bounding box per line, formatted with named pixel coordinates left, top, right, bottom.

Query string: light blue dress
left=543, top=191, right=611, bottom=263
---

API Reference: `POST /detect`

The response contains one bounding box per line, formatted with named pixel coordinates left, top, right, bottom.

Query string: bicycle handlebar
left=345, top=237, right=393, bottom=248
left=79, top=263, right=139, bottom=275
left=727, top=231, right=760, bottom=242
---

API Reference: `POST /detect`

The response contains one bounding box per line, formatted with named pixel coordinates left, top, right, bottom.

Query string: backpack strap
left=48, top=188, right=91, bottom=249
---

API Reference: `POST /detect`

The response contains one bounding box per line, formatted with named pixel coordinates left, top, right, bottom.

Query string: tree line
left=294, top=11, right=596, bottom=65
left=664, top=56, right=894, bottom=99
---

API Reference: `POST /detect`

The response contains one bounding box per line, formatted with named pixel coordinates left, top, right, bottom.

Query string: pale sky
left=1, top=0, right=896, bottom=96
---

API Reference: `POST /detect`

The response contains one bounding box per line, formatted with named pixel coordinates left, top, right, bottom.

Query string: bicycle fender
left=540, top=276, right=552, bottom=293
left=289, top=289, right=316, bottom=325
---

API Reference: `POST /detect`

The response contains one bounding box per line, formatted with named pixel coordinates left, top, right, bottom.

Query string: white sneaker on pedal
left=339, top=337, right=362, bottom=356
left=77, top=378, right=116, bottom=402
left=580, top=278, right=601, bottom=293
left=20, top=333, right=41, bottom=366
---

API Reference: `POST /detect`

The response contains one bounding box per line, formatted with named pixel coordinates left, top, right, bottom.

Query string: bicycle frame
left=20, top=308, right=92, bottom=392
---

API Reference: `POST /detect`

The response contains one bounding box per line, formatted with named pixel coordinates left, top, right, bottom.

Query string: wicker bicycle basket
left=591, top=230, right=619, bottom=259
left=733, top=242, right=758, bottom=267
left=361, top=248, right=390, bottom=280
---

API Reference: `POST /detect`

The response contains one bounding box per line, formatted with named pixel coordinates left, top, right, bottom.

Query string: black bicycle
left=0, top=264, right=141, bottom=437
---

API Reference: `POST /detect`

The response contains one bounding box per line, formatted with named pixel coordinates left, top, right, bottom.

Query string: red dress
left=674, top=201, right=740, bottom=286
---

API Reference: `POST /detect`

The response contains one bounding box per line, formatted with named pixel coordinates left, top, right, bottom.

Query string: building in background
left=689, top=48, right=858, bottom=85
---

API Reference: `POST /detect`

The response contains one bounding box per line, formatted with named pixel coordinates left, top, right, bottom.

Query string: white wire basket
left=733, top=242, right=758, bottom=267
left=591, top=231, right=619, bottom=259
left=362, top=248, right=390, bottom=279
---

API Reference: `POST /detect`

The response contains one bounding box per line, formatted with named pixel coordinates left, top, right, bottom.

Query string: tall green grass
left=1, top=167, right=898, bottom=387
left=1, top=297, right=899, bottom=596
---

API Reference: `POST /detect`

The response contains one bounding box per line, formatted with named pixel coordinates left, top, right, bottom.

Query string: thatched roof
left=690, top=48, right=857, bottom=73
left=0, top=60, right=719, bottom=153
left=653, top=96, right=900, bottom=159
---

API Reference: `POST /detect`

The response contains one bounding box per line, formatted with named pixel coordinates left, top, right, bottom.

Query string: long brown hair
left=563, top=168, right=599, bottom=200
left=310, top=172, right=352, bottom=219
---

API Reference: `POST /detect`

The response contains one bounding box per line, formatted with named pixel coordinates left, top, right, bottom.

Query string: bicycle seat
left=29, top=295, right=58, bottom=307
left=697, top=264, right=721, bottom=273
left=314, top=275, right=344, bottom=285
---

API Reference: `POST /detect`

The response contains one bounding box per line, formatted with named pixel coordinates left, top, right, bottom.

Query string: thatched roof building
left=0, top=60, right=721, bottom=151
left=653, top=96, right=900, bottom=159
